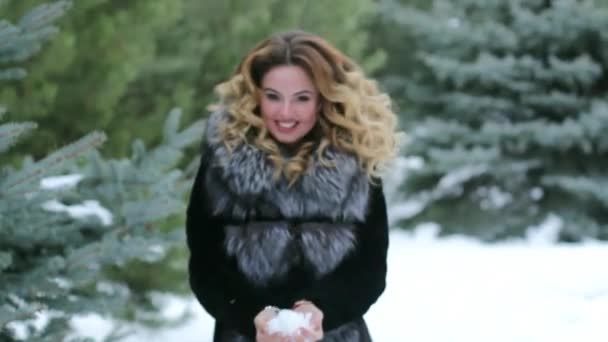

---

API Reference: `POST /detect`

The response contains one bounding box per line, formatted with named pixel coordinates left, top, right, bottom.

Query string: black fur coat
left=186, top=111, right=389, bottom=341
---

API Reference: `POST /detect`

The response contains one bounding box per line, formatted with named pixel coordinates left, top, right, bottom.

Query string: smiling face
left=259, top=65, right=320, bottom=146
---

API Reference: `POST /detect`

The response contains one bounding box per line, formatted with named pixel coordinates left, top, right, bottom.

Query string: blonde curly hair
left=208, top=31, right=400, bottom=183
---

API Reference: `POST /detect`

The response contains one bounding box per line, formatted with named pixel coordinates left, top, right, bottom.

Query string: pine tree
left=1, top=2, right=205, bottom=340
left=367, top=0, right=431, bottom=111
left=0, top=0, right=183, bottom=162
left=1, top=0, right=385, bottom=165
left=113, top=0, right=387, bottom=162
left=384, top=0, right=608, bottom=241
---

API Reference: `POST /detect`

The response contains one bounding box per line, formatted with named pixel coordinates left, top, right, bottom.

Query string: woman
left=186, top=31, right=399, bottom=341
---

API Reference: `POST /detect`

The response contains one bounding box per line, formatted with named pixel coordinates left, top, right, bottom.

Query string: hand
left=292, top=300, right=324, bottom=341
left=254, top=306, right=286, bottom=342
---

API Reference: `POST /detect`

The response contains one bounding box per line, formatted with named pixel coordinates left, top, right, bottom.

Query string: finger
left=275, top=333, right=289, bottom=342
left=292, top=334, right=306, bottom=342
left=312, top=313, right=323, bottom=326
left=256, top=331, right=267, bottom=342
left=308, top=318, right=321, bottom=330
left=257, top=331, right=278, bottom=342
left=298, top=327, right=318, bottom=340
left=255, top=320, right=268, bottom=332
left=307, top=325, right=324, bottom=340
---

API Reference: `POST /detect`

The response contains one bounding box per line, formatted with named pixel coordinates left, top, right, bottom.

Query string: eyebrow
left=263, top=88, right=314, bottom=96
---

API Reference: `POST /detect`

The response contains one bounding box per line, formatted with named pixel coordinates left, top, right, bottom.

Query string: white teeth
left=277, top=121, right=297, bottom=128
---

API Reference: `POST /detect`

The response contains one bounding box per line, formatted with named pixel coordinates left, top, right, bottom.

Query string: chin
left=276, top=138, right=302, bottom=145
left=271, top=133, right=304, bottom=145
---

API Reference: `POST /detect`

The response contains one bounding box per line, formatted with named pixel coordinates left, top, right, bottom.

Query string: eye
left=265, top=93, right=280, bottom=101
left=296, top=96, right=310, bottom=102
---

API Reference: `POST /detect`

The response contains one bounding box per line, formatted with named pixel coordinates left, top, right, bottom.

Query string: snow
left=477, top=185, right=513, bottom=209
left=383, top=156, right=428, bottom=223
left=388, top=198, right=427, bottom=222
left=40, top=174, right=114, bottom=226
left=530, top=187, right=544, bottom=200
left=447, top=17, right=461, bottom=29
left=36, top=175, right=607, bottom=341
left=525, top=213, right=563, bottom=245
left=437, top=165, right=487, bottom=191
left=266, top=309, right=312, bottom=336
left=69, top=224, right=608, bottom=342
left=40, top=174, right=84, bottom=189
left=367, top=229, right=608, bottom=342
left=42, top=199, right=113, bottom=226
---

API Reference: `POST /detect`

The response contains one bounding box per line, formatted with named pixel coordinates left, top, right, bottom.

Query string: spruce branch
left=0, top=122, right=37, bottom=153
left=0, top=131, right=106, bottom=196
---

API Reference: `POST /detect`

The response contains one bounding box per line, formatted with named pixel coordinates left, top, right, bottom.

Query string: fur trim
left=224, top=222, right=294, bottom=286
left=299, top=222, right=357, bottom=277
left=204, top=110, right=369, bottom=286
left=204, top=110, right=370, bottom=222
left=224, top=222, right=357, bottom=286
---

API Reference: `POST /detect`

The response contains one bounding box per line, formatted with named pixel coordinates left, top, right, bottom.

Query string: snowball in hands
left=267, top=309, right=312, bottom=336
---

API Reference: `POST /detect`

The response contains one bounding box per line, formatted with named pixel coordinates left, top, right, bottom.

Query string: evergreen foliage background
left=377, top=0, right=608, bottom=241
left=1, top=1, right=204, bottom=339
left=0, top=0, right=383, bottom=164
left=2, top=0, right=608, bottom=339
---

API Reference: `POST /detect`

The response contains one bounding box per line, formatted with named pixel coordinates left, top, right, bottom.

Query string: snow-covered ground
left=40, top=174, right=608, bottom=341
left=71, top=225, right=608, bottom=342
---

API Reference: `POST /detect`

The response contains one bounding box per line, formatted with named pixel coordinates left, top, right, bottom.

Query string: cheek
left=259, top=100, right=274, bottom=120
left=301, top=102, right=319, bottom=122
left=304, top=111, right=318, bottom=125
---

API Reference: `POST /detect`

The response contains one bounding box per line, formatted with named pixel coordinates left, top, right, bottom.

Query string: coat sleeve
left=293, top=181, right=389, bottom=331
left=185, top=148, right=265, bottom=334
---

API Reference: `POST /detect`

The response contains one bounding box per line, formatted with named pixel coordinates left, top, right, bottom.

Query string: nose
left=278, top=100, right=292, bottom=118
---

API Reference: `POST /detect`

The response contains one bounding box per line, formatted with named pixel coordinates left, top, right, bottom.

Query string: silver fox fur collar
left=204, top=110, right=370, bottom=222
left=202, top=110, right=371, bottom=286
left=224, top=221, right=358, bottom=286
